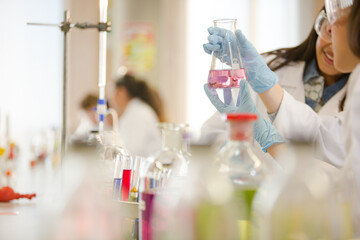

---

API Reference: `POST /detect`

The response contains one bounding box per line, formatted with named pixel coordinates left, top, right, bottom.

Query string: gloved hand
left=203, top=27, right=278, bottom=93
left=204, top=79, right=285, bottom=152
left=203, top=27, right=239, bottom=67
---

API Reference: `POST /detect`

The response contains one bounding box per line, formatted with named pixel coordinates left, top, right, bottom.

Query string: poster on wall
left=121, top=22, right=155, bottom=74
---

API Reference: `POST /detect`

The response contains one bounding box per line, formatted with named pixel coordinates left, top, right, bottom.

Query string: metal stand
left=27, top=7, right=111, bottom=162
left=61, top=11, right=70, bottom=162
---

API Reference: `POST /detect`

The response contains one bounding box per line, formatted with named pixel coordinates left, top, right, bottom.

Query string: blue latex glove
left=203, top=27, right=278, bottom=93
left=204, top=80, right=285, bottom=152
left=203, top=27, right=239, bottom=67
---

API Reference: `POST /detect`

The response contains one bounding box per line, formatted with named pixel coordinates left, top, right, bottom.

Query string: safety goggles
left=325, top=0, right=353, bottom=24
left=314, top=10, right=332, bottom=42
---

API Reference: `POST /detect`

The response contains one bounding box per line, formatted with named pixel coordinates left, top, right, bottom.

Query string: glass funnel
left=139, top=123, right=188, bottom=240
left=215, top=113, right=266, bottom=239
left=208, top=18, right=247, bottom=88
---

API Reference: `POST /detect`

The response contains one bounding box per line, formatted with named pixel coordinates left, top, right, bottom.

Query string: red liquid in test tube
left=121, top=169, right=132, bottom=201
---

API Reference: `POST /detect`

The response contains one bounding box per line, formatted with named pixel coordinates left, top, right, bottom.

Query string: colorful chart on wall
left=122, top=22, right=155, bottom=74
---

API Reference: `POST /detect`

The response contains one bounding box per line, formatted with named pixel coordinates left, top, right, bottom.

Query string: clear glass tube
left=120, top=155, right=133, bottom=201
left=129, top=156, right=144, bottom=202
left=208, top=19, right=247, bottom=88
left=112, top=154, right=122, bottom=200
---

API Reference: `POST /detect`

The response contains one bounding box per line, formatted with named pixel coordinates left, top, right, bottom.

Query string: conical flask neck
left=213, top=19, right=237, bottom=33
left=158, top=123, right=187, bottom=151
left=228, top=121, right=254, bottom=142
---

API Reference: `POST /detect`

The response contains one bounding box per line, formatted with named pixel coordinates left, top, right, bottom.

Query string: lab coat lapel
left=318, top=82, right=348, bottom=115
left=275, top=61, right=306, bottom=103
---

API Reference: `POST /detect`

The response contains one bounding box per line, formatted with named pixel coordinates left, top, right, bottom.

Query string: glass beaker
left=215, top=113, right=266, bottom=239
left=139, top=123, right=189, bottom=240
left=208, top=19, right=247, bottom=88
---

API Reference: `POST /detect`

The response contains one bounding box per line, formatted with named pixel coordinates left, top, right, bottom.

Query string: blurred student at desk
left=112, top=74, right=165, bottom=157
left=71, top=94, right=112, bottom=145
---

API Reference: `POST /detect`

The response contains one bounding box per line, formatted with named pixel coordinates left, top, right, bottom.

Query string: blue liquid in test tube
left=112, top=178, right=122, bottom=200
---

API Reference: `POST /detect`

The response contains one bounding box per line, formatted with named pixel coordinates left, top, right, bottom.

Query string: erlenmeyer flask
left=208, top=19, right=247, bottom=88
left=139, top=123, right=188, bottom=240
left=215, top=113, right=266, bottom=239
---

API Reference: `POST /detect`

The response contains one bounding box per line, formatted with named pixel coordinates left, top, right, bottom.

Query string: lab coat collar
left=277, top=61, right=306, bottom=89
left=303, top=58, right=320, bottom=83
left=276, top=61, right=306, bottom=103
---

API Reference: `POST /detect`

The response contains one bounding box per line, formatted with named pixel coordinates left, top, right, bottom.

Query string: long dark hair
left=348, top=0, right=360, bottom=58
left=262, top=22, right=318, bottom=72
left=115, top=74, right=166, bottom=122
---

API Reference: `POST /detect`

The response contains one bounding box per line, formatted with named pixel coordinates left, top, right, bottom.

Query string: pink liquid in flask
left=121, top=169, right=132, bottom=201
left=208, top=69, right=247, bottom=88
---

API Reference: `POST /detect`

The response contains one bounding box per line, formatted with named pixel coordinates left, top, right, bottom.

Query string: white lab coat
left=118, top=98, right=162, bottom=157
left=273, top=61, right=347, bottom=168
left=343, top=63, right=360, bottom=169
left=342, top=63, right=360, bottom=232
left=200, top=61, right=347, bottom=167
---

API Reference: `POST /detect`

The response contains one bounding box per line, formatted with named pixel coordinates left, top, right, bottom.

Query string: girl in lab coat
left=112, top=74, right=165, bottom=157
left=239, top=1, right=360, bottom=167
left=205, top=0, right=360, bottom=232
left=202, top=7, right=350, bottom=167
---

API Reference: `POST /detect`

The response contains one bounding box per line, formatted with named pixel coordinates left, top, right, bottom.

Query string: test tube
left=120, top=155, right=133, bottom=201
left=129, top=156, right=144, bottom=202
left=112, top=153, right=123, bottom=200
